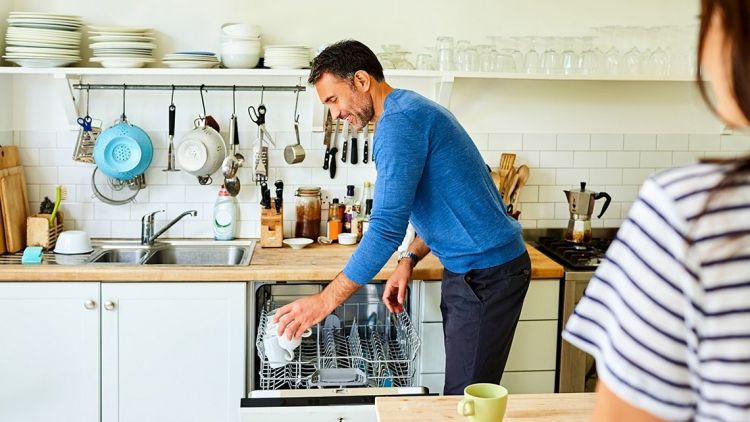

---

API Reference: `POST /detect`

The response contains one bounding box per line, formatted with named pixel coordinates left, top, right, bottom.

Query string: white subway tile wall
left=10, top=129, right=750, bottom=237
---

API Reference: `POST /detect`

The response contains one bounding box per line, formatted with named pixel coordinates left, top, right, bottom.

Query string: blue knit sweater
left=342, top=89, right=525, bottom=284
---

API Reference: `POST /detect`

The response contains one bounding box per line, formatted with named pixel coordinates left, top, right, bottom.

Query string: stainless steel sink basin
left=143, top=245, right=252, bottom=266
left=88, top=248, right=150, bottom=264
left=86, top=241, right=255, bottom=266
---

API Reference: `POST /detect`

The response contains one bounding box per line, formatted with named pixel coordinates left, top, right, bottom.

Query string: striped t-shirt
left=563, top=162, right=750, bottom=422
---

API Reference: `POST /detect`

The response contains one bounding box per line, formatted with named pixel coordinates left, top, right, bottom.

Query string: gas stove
left=524, top=228, right=619, bottom=272
left=534, top=237, right=612, bottom=271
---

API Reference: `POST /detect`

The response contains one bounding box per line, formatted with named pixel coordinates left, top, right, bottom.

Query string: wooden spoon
left=511, top=165, right=530, bottom=211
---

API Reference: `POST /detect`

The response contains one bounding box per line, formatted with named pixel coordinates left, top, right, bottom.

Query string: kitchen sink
left=86, top=241, right=255, bottom=266
left=88, top=248, right=150, bottom=264
left=143, top=245, right=252, bottom=266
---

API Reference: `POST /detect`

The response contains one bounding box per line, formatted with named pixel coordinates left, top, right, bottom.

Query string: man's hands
left=272, top=272, right=361, bottom=340
left=383, top=260, right=413, bottom=313
left=383, top=237, right=430, bottom=313
left=272, top=294, right=331, bottom=339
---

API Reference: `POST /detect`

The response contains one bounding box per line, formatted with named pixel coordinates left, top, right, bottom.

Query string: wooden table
left=376, top=393, right=595, bottom=422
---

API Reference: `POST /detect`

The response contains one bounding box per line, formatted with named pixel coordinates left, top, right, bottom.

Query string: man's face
left=315, top=72, right=374, bottom=129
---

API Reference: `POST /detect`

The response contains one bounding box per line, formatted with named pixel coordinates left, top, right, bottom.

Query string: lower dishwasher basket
left=255, top=299, right=421, bottom=390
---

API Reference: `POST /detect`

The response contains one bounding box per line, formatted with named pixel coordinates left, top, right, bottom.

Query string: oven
left=240, top=281, right=428, bottom=421
left=524, top=228, right=617, bottom=393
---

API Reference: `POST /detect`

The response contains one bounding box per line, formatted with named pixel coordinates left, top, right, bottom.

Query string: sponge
left=21, top=246, right=44, bottom=264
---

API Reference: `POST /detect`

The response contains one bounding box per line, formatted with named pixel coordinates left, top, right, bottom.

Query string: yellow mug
left=457, top=383, right=508, bottom=422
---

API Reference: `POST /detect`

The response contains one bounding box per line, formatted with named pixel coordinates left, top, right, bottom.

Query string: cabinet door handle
left=84, top=300, right=97, bottom=310
left=104, top=301, right=116, bottom=311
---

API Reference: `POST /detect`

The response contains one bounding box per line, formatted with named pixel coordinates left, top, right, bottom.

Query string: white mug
left=277, top=327, right=312, bottom=357
left=263, top=334, right=294, bottom=368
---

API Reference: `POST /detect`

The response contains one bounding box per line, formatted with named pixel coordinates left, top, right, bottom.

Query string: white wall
left=8, top=0, right=698, bottom=63
left=7, top=0, right=742, bottom=239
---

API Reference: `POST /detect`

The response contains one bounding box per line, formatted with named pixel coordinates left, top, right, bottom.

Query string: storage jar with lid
left=295, top=186, right=321, bottom=239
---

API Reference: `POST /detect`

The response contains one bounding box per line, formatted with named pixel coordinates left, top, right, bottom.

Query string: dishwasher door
left=240, top=387, right=429, bottom=422
left=248, top=282, right=421, bottom=392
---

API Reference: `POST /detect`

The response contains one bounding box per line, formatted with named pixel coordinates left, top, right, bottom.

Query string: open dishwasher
left=240, top=281, right=428, bottom=421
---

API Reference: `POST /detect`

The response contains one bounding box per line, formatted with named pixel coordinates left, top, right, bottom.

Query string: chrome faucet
left=141, top=209, right=198, bottom=245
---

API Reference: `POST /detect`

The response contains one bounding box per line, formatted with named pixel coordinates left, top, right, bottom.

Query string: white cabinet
left=417, top=278, right=560, bottom=394
left=101, top=283, right=246, bottom=422
left=0, top=282, right=100, bottom=422
left=0, top=282, right=246, bottom=422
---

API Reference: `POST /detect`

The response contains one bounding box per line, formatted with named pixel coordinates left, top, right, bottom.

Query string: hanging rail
left=71, top=83, right=305, bottom=92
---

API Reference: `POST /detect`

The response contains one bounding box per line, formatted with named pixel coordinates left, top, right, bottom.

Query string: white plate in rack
left=5, top=57, right=78, bottom=68
left=87, top=26, right=151, bottom=33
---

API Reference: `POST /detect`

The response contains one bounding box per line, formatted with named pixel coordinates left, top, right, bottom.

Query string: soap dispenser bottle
left=213, top=185, right=237, bottom=240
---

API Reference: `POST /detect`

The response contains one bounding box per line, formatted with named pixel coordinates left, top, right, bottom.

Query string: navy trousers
left=440, top=251, right=532, bottom=395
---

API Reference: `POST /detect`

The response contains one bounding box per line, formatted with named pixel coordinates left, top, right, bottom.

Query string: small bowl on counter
left=283, top=238, right=313, bottom=250
left=337, top=233, right=358, bottom=245
left=54, top=230, right=93, bottom=254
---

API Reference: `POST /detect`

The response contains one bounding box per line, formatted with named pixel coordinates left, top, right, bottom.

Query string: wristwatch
left=397, top=250, right=420, bottom=266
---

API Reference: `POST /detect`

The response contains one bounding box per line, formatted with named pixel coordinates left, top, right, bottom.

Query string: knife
left=350, top=124, right=358, bottom=164
left=324, top=117, right=337, bottom=171
left=274, top=180, right=284, bottom=214
left=260, top=182, right=271, bottom=209
left=329, top=146, right=338, bottom=179
left=341, top=120, right=349, bottom=163
left=323, top=112, right=338, bottom=170
left=362, top=124, right=369, bottom=164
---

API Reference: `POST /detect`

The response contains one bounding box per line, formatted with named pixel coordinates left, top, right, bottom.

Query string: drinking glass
left=541, top=37, right=562, bottom=74
left=416, top=53, right=434, bottom=70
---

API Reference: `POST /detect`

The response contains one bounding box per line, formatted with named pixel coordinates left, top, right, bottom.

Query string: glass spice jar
left=295, top=187, right=321, bottom=239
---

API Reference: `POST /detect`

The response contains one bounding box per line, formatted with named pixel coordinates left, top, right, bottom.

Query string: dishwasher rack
left=256, top=299, right=421, bottom=390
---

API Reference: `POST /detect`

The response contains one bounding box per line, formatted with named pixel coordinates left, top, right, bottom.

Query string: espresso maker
left=564, top=182, right=612, bottom=243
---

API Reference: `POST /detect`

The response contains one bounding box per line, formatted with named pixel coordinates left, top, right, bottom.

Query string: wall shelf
left=0, top=66, right=695, bottom=82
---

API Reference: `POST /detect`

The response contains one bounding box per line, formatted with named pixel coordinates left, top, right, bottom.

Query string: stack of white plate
left=263, top=45, right=311, bottom=69
left=162, top=51, right=219, bottom=68
left=3, top=11, right=82, bottom=68
left=87, top=26, right=155, bottom=68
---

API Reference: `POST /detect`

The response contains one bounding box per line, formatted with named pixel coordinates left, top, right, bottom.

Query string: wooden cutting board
left=0, top=146, right=20, bottom=254
left=0, top=145, right=20, bottom=170
left=0, top=168, right=29, bottom=253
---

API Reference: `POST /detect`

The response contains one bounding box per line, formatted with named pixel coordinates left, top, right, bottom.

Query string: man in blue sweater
left=273, top=40, right=530, bottom=394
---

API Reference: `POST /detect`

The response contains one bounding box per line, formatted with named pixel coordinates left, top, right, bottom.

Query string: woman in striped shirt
left=563, top=1, right=750, bottom=421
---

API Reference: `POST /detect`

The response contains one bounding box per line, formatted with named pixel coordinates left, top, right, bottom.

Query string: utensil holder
left=260, top=199, right=283, bottom=248
left=26, top=212, right=63, bottom=250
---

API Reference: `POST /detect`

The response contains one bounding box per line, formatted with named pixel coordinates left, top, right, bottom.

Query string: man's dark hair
left=308, top=40, right=385, bottom=85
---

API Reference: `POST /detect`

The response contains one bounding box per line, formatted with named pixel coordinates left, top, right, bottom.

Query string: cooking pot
left=176, top=118, right=227, bottom=178
left=93, top=119, right=154, bottom=181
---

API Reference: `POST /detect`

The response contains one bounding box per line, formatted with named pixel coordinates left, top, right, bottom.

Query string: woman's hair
left=694, top=0, right=750, bottom=225
left=697, top=0, right=750, bottom=123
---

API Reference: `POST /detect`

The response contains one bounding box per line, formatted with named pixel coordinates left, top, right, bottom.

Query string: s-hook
left=120, top=83, right=127, bottom=121
left=199, top=84, right=207, bottom=118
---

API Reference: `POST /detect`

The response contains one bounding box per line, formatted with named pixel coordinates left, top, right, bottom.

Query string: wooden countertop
left=0, top=243, right=563, bottom=282
left=376, top=393, right=595, bottom=422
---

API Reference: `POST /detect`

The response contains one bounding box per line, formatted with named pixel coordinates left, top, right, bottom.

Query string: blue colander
left=94, top=121, right=153, bottom=180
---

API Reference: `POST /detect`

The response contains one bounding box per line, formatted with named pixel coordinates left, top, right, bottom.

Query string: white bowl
left=221, top=41, right=261, bottom=54
left=54, top=230, right=93, bottom=254
left=221, top=22, right=261, bottom=38
left=221, top=53, right=260, bottom=69
left=221, top=38, right=261, bottom=46
left=338, top=233, right=358, bottom=245
left=283, top=238, right=313, bottom=250
left=221, top=34, right=260, bottom=42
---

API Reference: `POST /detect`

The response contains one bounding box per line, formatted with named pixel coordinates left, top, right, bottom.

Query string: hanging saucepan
left=284, top=88, right=305, bottom=164
left=93, top=87, right=153, bottom=181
